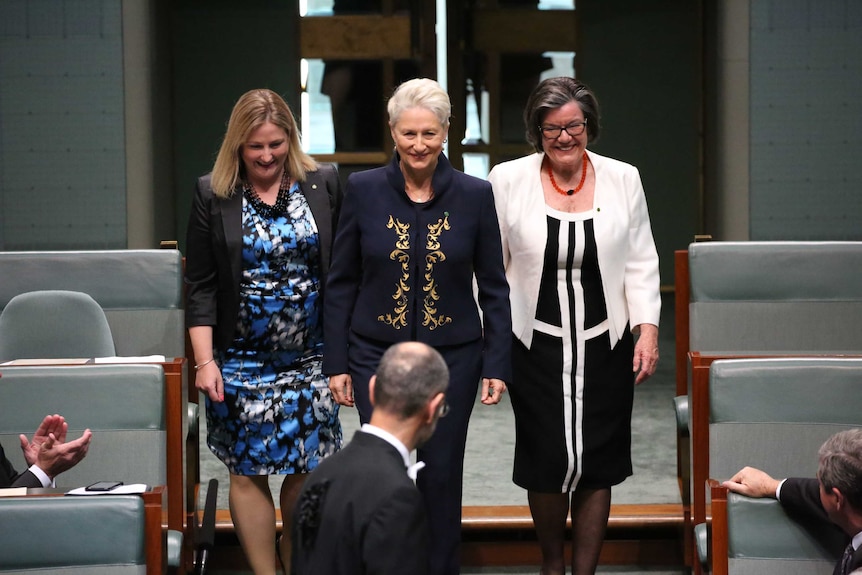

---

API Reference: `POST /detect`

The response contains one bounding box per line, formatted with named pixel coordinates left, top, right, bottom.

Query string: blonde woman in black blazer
left=185, top=89, right=343, bottom=574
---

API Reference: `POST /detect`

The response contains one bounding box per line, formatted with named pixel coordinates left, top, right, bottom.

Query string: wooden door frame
left=447, top=3, right=579, bottom=170
left=297, top=3, right=436, bottom=166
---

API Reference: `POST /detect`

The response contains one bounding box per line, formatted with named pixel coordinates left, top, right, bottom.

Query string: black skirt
left=509, top=211, right=635, bottom=493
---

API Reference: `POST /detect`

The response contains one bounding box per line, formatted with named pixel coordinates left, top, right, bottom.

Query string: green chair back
left=0, top=364, right=166, bottom=491
left=0, top=495, right=147, bottom=574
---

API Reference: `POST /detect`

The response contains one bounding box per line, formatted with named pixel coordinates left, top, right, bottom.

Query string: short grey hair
left=818, top=428, right=862, bottom=511
left=387, top=78, right=451, bottom=128
left=523, top=76, right=601, bottom=153
left=372, top=342, right=450, bottom=419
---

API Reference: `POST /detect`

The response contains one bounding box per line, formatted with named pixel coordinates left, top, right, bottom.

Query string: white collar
left=360, top=423, right=411, bottom=468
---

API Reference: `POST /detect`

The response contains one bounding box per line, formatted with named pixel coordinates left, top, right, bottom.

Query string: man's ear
left=426, top=392, right=445, bottom=424
left=369, top=375, right=377, bottom=408
left=832, top=487, right=845, bottom=510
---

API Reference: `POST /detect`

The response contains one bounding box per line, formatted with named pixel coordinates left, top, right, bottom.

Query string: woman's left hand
left=632, top=323, right=659, bottom=385
left=481, top=377, right=507, bottom=405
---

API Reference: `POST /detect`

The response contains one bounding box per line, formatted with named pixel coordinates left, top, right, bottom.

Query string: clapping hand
left=20, top=414, right=92, bottom=480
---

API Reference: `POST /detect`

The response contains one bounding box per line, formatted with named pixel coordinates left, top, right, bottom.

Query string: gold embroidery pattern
left=423, top=215, right=452, bottom=330
left=378, top=216, right=411, bottom=329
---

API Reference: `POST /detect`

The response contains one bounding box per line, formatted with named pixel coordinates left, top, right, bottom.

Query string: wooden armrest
left=708, top=479, right=729, bottom=575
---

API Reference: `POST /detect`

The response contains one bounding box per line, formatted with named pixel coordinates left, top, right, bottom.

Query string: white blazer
left=487, top=150, right=661, bottom=349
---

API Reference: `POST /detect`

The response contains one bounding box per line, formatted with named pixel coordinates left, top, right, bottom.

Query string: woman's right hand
left=195, top=361, right=224, bottom=403
left=329, top=373, right=354, bottom=407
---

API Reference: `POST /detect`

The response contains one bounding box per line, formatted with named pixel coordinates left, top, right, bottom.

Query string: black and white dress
left=510, top=207, right=634, bottom=493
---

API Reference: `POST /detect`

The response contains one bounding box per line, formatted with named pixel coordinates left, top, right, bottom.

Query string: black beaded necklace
left=243, top=170, right=292, bottom=217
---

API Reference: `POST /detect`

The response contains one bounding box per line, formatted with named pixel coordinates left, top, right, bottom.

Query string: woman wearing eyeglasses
left=487, top=77, right=661, bottom=575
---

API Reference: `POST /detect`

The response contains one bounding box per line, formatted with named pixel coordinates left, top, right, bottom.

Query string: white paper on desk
left=93, top=355, right=166, bottom=364
left=0, top=358, right=92, bottom=366
left=66, top=483, right=149, bottom=496
left=0, top=487, right=28, bottom=497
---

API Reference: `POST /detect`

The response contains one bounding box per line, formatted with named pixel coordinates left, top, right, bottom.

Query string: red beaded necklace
left=547, top=151, right=589, bottom=196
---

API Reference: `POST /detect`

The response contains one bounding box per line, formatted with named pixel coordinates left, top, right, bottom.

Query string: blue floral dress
left=206, top=181, right=342, bottom=475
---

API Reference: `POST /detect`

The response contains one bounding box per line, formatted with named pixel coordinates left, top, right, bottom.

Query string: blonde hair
left=210, top=89, right=317, bottom=198
left=387, top=78, right=451, bottom=128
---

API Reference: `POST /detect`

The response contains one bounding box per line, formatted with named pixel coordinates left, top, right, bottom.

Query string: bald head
left=372, top=342, right=449, bottom=419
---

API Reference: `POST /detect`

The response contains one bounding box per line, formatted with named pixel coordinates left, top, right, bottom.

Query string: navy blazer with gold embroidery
left=323, top=153, right=511, bottom=381
left=185, top=165, right=342, bottom=351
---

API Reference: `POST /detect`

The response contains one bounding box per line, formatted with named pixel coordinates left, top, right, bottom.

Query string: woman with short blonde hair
left=325, top=78, right=512, bottom=575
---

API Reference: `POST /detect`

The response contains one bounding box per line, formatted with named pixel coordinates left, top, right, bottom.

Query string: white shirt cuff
left=28, top=465, right=55, bottom=488
left=775, top=477, right=787, bottom=500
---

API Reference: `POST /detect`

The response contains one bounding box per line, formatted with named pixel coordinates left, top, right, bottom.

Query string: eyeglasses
left=539, top=120, right=587, bottom=139
left=437, top=399, right=450, bottom=418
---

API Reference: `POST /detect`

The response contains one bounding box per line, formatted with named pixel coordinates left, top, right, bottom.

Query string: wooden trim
left=688, top=351, right=714, bottom=575
left=208, top=503, right=684, bottom=569
left=460, top=539, right=683, bottom=567
left=709, top=479, right=729, bottom=575
left=209, top=503, right=683, bottom=532
left=300, top=15, right=411, bottom=60
left=310, top=152, right=390, bottom=166
left=457, top=142, right=534, bottom=157
left=143, top=486, right=168, bottom=575
left=460, top=503, right=682, bottom=531
left=689, top=351, right=712, bottom=533
left=472, top=9, right=577, bottom=52
left=161, top=358, right=186, bottom=537
left=203, top=539, right=683, bottom=571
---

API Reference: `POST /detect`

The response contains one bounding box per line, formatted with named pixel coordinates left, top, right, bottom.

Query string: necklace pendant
left=546, top=150, right=589, bottom=197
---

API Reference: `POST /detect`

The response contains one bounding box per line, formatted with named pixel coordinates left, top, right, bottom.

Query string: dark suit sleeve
left=323, top=164, right=343, bottom=240
left=11, top=470, right=43, bottom=488
left=779, top=477, right=849, bottom=555
left=0, top=444, right=17, bottom=488
left=185, top=176, right=220, bottom=329
left=473, top=182, right=512, bottom=383
left=362, top=485, right=428, bottom=575
left=779, top=477, right=829, bottom=523
left=296, top=164, right=340, bottom=283
left=322, top=174, right=363, bottom=375
left=1, top=444, right=43, bottom=489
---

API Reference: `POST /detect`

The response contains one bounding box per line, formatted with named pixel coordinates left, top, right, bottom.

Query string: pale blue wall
left=0, top=0, right=126, bottom=250
left=2, top=1, right=861, bottom=251
left=749, top=0, right=862, bottom=240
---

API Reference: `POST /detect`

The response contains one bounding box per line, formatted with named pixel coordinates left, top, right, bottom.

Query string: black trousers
left=348, top=331, right=482, bottom=575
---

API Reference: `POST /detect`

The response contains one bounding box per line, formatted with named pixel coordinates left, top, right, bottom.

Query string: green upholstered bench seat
left=0, top=249, right=184, bottom=358
left=0, top=364, right=166, bottom=495
left=708, top=357, right=862, bottom=482
left=727, top=493, right=843, bottom=561
left=688, top=241, right=862, bottom=354
left=698, top=357, right=862, bottom=574
left=0, top=495, right=147, bottom=574
left=724, top=493, right=844, bottom=575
